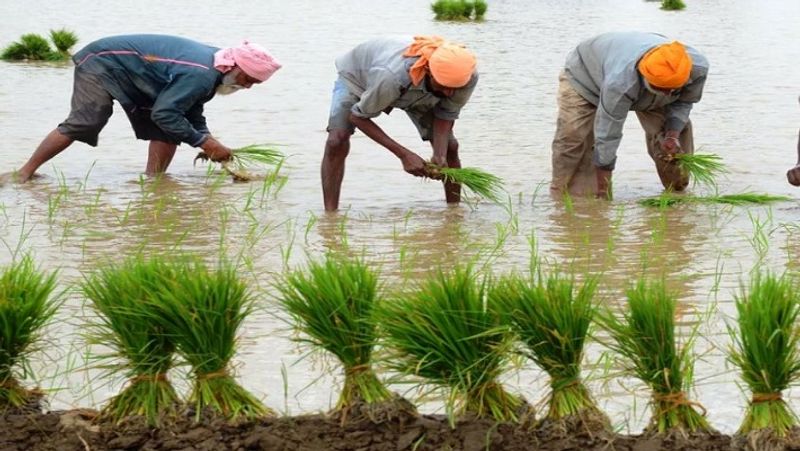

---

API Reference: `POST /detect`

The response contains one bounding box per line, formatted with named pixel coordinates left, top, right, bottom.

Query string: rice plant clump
left=598, top=278, right=711, bottom=434
left=661, top=0, right=686, bottom=10
left=0, top=257, right=60, bottom=409
left=276, top=253, right=393, bottom=414
left=82, top=256, right=180, bottom=424
left=427, top=164, right=506, bottom=204
left=1, top=31, right=78, bottom=61
left=639, top=192, right=791, bottom=208
left=673, top=153, right=726, bottom=188
left=378, top=265, right=522, bottom=422
left=492, top=271, right=608, bottom=426
left=49, top=29, right=79, bottom=54
left=195, top=144, right=285, bottom=182
left=729, top=272, right=800, bottom=439
left=431, top=0, right=486, bottom=21
left=157, top=258, right=270, bottom=420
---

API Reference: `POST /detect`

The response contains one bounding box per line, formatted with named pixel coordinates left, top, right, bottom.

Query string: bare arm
left=349, top=114, right=426, bottom=177
left=430, top=118, right=453, bottom=167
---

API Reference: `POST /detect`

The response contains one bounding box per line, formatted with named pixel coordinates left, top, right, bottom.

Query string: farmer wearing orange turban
left=16, top=35, right=281, bottom=182
left=322, top=36, right=478, bottom=211
left=550, top=32, right=708, bottom=200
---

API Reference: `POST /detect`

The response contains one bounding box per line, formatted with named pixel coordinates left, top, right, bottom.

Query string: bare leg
left=321, top=129, right=351, bottom=211
left=636, top=110, right=693, bottom=191
left=145, top=140, right=178, bottom=175
left=17, top=129, right=74, bottom=182
left=438, top=137, right=461, bottom=203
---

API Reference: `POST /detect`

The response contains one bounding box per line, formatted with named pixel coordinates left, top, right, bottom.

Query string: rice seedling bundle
left=49, top=29, right=79, bottom=54
left=729, top=272, right=800, bottom=438
left=431, top=0, right=484, bottom=20
left=473, top=0, right=488, bottom=19
left=427, top=164, right=506, bottom=204
left=275, top=253, right=393, bottom=413
left=195, top=144, right=285, bottom=182
left=378, top=265, right=522, bottom=422
left=156, top=258, right=269, bottom=420
left=598, top=278, right=711, bottom=434
left=82, top=256, right=180, bottom=424
left=491, top=272, right=606, bottom=424
left=661, top=0, right=686, bottom=10
left=672, top=153, right=726, bottom=188
left=639, top=192, right=792, bottom=208
left=1, top=30, right=77, bottom=61
left=0, top=257, right=59, bottom=408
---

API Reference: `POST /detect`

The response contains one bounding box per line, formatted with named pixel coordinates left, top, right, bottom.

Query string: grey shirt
left=564, top=31, right=709, bottom=170
left=335, top=37, right=477, bottom=121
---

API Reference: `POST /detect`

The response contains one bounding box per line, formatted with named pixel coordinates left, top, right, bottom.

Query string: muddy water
left=1, top=0, right=799, bottom=434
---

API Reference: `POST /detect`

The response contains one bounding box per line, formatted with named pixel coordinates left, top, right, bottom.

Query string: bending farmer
left=322, top=35, right=478, bottom=211
left=550, top=32, right=709, bottom=199
left=16, top=34, right=281, bottom=182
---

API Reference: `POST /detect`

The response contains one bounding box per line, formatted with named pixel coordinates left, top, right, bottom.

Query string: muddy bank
left=1, top=403, right=771, bottom=451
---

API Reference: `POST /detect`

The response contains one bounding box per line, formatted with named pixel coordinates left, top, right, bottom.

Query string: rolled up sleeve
left=351, top=68, right=401, bottom=119
left=665, top=73, right=707, bottom=132
left=594, top=83, right=633, bottom=170
left=150, top=75, right=212, bottom=147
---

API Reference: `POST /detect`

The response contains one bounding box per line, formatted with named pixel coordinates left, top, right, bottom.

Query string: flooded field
left=1, top=0, right=799, bottom=434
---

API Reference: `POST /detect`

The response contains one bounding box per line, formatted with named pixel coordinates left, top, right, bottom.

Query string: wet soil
left=1, top=402, right=796, bottom=451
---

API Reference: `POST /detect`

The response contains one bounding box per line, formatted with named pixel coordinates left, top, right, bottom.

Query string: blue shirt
left=73, top=34, right=222, bottom=147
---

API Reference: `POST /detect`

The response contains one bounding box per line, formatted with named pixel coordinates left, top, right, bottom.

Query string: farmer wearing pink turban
left=322, top=36, right=478, bottom=211
left=17, top=35, right=281, bottom=182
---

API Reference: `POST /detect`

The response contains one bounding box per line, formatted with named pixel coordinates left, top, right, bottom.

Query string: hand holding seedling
left=200, top=136, right=233, bottom=162
left=400, top=151, right=428, bottom=177
left=659, top=130, right=682, bottom=162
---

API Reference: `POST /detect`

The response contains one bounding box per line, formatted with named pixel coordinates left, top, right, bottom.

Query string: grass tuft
left=0, top=256, right=60, bottom=408
left=276, top=253, right=393, bottom=413
left=492, top=271, right=606, bottom=423
left=82, top=256, right=179, bottom=425
left=428, top=165, right=506, bottom=204
left=378, top=265, right=522, bottom=422
left=729, top=272, right=800, bottom=437
left=598, top=277, right=711, bottom=434
left=156, top=257, right=270, bottom=420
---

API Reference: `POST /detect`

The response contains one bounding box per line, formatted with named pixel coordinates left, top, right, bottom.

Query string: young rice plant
left=378, top=265, right=522, bottom=422
left=673, top=153, right=726, bottom=189
left=598, top=277, right=711, bottom=434
left=661, top=0, right=686, bottom=10
left=156, top=258, right=269, bottom=420
left=82, top=256, right=180, bottom=425
left=0, top=257, right=60, bottom=408
left=276, top=253, right=393, bottom=414
left=492, top=271, right=607, bottom=424
left=639, top=192, right=792, bottom=208
left=195, top=144, right=285, bottom=182
left=728, top=272, right=800, bottom=438
left=427, top=164, right=506, bottom=204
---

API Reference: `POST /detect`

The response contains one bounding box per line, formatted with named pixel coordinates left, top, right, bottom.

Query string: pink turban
left=214, top=40, right=282, bottom=82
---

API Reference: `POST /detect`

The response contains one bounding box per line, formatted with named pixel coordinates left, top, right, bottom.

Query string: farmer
left=786, top=96, right=800, bottom=187
left=15, top=34, right=281, bottom=182
left=321, top=35, right=478, bottom=211
left=550, top=32, right=709, bottom=199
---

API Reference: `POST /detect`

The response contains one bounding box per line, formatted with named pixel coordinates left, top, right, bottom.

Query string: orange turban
left=638, top=41, right=693, bottom=89
left=404, top=35, right=477, bottom=88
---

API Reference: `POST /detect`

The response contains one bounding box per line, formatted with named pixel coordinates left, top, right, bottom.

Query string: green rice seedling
left=491, top=271, right=607, bottom=426
left=0, top=256, right=60, bottom=409
left=82, top=256, right=180, bottom=424
left=661, top=0, right=686, bottom=10
left=156, top=258, right=269, bottom=420
left=639, top=192, right=791, bottom=208
left=1, top=33, right=56, bottom=61
left=49, top=29, right=78, bottom=54
left=378, top=265, right=522, bottom=422
left=672, top=153, right=726, bottom=188
left=598, top=277, right=711, bottom=434
left=275, top=253, right=393, bottom=414
left=474, top=0, right=488, bottom=19
left=195, top=144, right=285, bottom=182
left=728, top=272, right=800, bottom=438
left=431, top=0, right=474, bottom=20
left=427, top=164, right=506, bottom=204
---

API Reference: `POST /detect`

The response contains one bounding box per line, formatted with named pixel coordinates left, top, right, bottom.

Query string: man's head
left=638, top=41, right=692, bottom=94
left=213, top=41, right=281, bottom=95
left=404, top=36, right=477, bottom=97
